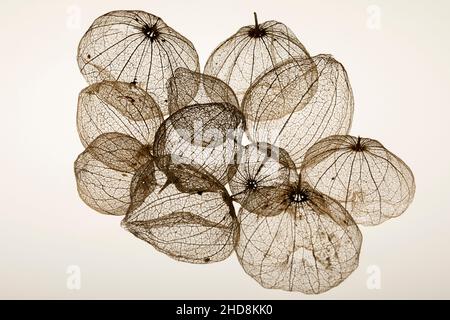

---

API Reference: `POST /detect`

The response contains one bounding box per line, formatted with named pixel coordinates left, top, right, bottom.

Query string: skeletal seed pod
left=229, top=142, right=298, bottom=217
left=301, top=135, right=416, bottom=226
left=78, top=10, right=200, bottom=115
left=77, top=81, right=163, bottom=146
left=153, top=102, right=246, bottom=185
left=236, top=178, right=362, bottom=294
left=122, top=170, right=238, bottom=264
left=244, top=54, right=354, bottom=167
left=205, top=13, right=310, bottom=102
left=74, top=133, right=156, bottom=215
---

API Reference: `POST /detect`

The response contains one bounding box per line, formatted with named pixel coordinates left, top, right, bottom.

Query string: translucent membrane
left=301, top=135, right=416, bottom=226
left=205, top=15, right=310, bottom=102
left=167, top=67, right=239, bottom=115
left=153, top=102, right=245, bottom=184
left=78, top=10, right=200, bottom=115
left=122, top=170, right=238, bottom=264
left=74, top=133, right=155, bottom=215
left=236, top=179, right=362, bottom=294
left=244, top=54, right=354, bottom=167
left=77, top=80, right=163, bottom=146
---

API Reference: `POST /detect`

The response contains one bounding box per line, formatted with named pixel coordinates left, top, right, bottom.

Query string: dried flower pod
left=204, top=13, right=310, bottom=102
left=301, top=135, right=416, bottom=226
left=74, top=133, right=156, bottom=215
left=244, top=54, right=354, bottom=167
left=236, top=179, right=362, bottom=294
left=229, top=142, right=297, bottom=216
left=77, top=10, right=200, bottom=115
left=167, top=67, right=239, bottom=114
left=122, top=171, right=238, bottom=264
left=242, top=57, right=318, bottom=121
left=77, top=81, right=163, bottom=147
left=153, top=102, right=245, bottom=184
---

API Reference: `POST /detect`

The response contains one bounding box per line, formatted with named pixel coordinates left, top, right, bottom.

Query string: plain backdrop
left=1, top=0, right=449, bottom=299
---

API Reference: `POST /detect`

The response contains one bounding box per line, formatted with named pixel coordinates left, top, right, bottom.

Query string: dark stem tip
left=248, top=12, right=266, bottom=38
left=254, top=12, right=259, bottom=29
left=351, top=136, right=366, bottom=152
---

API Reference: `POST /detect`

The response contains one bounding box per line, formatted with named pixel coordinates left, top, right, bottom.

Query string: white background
left=0, top=0, right=449, bottom=299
